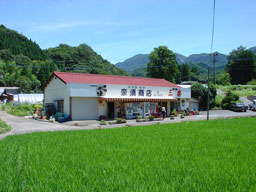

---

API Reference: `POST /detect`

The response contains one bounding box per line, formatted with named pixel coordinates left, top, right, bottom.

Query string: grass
left=1, top=103, right=40, bottom=116
left=217, top=85, right=256, bottom=97
left=0, top=118, right=256, bottom=191
left=0, top=119, right=11, bottom=134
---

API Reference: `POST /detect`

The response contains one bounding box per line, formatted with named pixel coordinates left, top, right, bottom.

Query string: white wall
left=98, top=101, right=108, bottom=117
left=71, top=97, right=99, bottom=120
left=44, top=78, right=70, bottom=114
left=180, top=98, right=190, bottom=111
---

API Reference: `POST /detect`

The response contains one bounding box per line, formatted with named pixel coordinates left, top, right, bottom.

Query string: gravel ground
left=0, top=109, right=256, bottom=141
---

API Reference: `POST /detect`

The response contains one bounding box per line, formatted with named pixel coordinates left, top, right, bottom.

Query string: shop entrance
left=108, top=102, right=114, bottom=119
left=162, top=102, right=167, bottom=111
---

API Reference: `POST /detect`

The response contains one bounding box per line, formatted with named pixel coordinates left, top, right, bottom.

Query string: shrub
left=247, top=79, right=256, bottom=85
left=34, top=104, right=43, bottom=109
left=2, top=103, right=35, bottom=116
left=171, top=109, right=177, bottom=117
left=115, top=118, right=126, bottom=123
left=149, top=116, right=154, bottom=121
left=100, top=120, right=106, bottom=125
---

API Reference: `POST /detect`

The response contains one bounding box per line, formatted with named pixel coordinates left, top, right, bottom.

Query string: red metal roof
left=53, top=72, right=181, bottom=88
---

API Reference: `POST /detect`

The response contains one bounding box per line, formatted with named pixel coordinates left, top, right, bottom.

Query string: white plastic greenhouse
left=13, top=94, right=44, bottom=105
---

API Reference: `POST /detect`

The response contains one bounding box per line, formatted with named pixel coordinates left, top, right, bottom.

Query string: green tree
left=0, top=49, right=13, bottom=62
left=191, top=83, right=216, bottom=110
left=216, top=72, right=231, bottom=85
left=147, top=46, right=178, bottom=82
left=16, top=76, right=32, bottom=93
left=190, top=66, right=201, bottom=81
left=221, top=91, right=239, bottom=109
left=227, top=46, right=256, bottom=84
left=181, top=63, right=191, bottom=81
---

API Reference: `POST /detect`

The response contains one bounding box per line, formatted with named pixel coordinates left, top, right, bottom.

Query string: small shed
left=0, top=87, right=20, bottom=102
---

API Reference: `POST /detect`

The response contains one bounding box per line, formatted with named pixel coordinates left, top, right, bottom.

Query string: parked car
left=248, top=100, right=256, bottom=110
left=230, top=103, right=248, bottom=112
left=250, top=104, right=256, bottom=111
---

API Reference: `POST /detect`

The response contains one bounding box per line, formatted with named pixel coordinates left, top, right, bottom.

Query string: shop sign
left=153, top=91, right=163, bottom=97
left=177, top=89, right=181, bottom=97
left=120, top=86, right=152, bottom=97
left=168, top=89, right=173, bottom=96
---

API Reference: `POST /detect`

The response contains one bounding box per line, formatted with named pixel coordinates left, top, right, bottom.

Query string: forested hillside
left=0, top=25, right=127, bottom=93
left=0, top=25, right=46, bottom=60
left=46, top=44, right=126, bottom=75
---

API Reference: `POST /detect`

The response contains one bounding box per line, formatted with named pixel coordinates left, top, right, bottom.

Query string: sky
left=0, top=0, right=255, bottom=64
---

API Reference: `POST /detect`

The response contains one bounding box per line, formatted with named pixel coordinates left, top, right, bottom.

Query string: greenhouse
left=13, top=94, right=44, bottom=105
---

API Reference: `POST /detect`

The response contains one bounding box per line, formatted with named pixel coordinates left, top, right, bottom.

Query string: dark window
left=57, top=100, right=64, bottom=113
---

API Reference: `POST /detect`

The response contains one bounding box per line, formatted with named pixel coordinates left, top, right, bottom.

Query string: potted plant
left=149, top=115, right=154, bottom=121
left=180, top=113, right=185, bottom=119
left=100, top=119, right=107, bottom=125
left=171, top=109, right=178, bottom=117
left=170, top=115, right=175, bottom=120
left=109, top=121, right=116, bottom=125
left=136, top=116, right=143, bottom=122
left=115, top=118, right=126, bottom=124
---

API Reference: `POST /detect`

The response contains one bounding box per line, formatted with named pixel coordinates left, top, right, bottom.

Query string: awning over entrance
left=98, top=97, right=178, bottom=102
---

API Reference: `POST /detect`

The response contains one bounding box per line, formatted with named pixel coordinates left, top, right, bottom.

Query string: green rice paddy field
left=1, top=118, right=256, bottom=191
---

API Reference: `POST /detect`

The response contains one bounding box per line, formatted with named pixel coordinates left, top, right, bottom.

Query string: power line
left=207, top=0, right=216, bottom=121
left=210, top=0, right=216, bottom=54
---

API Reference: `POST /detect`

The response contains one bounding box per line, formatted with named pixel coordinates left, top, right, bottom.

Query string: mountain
left=187, top=52, right=227, bottom=67
left=116, top=54, right=149, bottom=73
left=175, top=53, right=188, bottom=64
left=116, top=52, right=228, bottom=75
left=249, top=46, right=256, bottom=55
left=0, top=24, right=46, bottom=60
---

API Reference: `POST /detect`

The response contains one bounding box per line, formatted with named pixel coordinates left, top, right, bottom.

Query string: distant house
left=178, top=84, right=199, bottom=111
left=180, top=80, right=207, bottom=85
left=0, top=87, right=20, bottom=102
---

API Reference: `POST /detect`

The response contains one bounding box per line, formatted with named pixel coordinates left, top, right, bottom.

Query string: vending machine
left=144, top=102, right=150, bottom=117
left=126, top=103, right=133, bottom=119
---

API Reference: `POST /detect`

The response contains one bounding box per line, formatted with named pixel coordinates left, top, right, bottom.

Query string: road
left=0, top=109, right=256, bottom=141
left=240, top=97, right=252, bottom=106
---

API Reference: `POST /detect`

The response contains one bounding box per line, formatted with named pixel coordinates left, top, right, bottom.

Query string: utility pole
left=210, top=53, right=217, bottom=105
left=207, top=61, right=210, bottom=121
left=212, top=53, right=217, bottom=85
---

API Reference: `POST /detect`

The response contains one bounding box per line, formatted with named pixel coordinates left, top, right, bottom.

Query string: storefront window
left=144, top=102, right=150, bottom=117
left=150, top=103, right=158, bottom=114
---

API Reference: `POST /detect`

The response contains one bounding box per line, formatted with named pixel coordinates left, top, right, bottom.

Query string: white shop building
left=44, top=72, right=191, bottom=120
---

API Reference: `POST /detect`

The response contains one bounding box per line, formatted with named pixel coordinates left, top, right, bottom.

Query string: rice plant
left=0, top=118, right=256, bottom=191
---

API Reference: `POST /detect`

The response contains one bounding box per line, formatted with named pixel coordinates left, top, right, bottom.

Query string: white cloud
left=29, top=21, right=86, bottom=32
left=29, top=20, right=139, bottom=32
